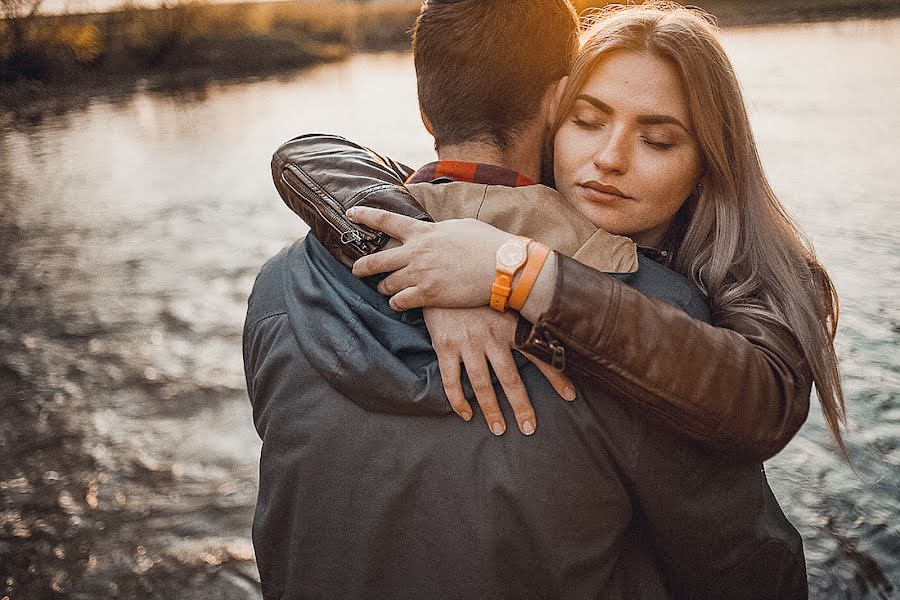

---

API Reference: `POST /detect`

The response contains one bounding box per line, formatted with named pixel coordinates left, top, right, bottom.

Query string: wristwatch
left=490, top=236, right=531, bottom=312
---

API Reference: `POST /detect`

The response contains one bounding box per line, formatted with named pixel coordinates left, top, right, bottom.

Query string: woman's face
left=553, top=51, right=702, bottom=247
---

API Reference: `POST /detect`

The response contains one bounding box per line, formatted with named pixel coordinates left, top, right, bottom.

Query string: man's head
left=413, top=0, right=579, bottom=151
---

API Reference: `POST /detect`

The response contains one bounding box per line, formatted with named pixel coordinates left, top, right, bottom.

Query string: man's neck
left=436, top=140, right=542, bottom=184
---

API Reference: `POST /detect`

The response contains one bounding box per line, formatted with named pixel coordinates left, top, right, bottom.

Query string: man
left=244, top=1, right=807, bottom=598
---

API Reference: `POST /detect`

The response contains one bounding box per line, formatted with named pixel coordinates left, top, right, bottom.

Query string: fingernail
left=491, top=421, right=505, bottom=436
left=346, top=207, right=358, bottom=219
left=521, top=420, right=535, bottom=435
left=563, top=387, right=576, bottom=401
left=460, top=410, right=472, bottom=422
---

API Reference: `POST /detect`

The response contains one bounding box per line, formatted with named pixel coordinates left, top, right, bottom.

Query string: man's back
left=246, top=236, right=665, bottom=599
left=244, top=235, right=806, bottom=599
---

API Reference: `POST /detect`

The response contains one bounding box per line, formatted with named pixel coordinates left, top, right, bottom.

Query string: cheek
left=552, top=125, right=589, bottom=188
left=635, top=148, right=699, bottom=216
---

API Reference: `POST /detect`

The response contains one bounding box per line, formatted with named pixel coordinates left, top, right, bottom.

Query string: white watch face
left=498, top=243, right=527, bottom=268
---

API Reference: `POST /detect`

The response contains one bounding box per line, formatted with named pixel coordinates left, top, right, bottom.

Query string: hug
left=244, top=1, right=845, bottom=597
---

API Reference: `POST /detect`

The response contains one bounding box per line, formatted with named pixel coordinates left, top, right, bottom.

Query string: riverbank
left=2, top=0, right=900, bottom=111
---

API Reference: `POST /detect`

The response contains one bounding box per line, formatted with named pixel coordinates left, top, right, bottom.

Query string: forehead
left=579, top=50, right=691, bottom=125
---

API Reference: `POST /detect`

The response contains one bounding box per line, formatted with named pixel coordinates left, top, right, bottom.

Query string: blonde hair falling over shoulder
left=555, top=1, right=847, bottom=456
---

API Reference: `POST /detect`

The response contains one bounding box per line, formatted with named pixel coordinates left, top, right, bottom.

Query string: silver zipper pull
left=548, top=339, right=566, bottom=370
left=340, top=230, right=362, bottom=245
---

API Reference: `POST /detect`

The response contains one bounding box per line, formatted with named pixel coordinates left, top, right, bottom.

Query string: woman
left=290, top=3, right=846, bottom=460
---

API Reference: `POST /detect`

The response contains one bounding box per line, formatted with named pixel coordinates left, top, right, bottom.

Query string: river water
left=0, top=18, right=898, bottom=599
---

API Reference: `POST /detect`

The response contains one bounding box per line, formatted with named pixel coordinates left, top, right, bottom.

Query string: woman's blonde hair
left=553, top=2, right=846, bottom=455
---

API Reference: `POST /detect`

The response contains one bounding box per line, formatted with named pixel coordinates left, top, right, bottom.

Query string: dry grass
left=0, top=0, right=420, bottom=83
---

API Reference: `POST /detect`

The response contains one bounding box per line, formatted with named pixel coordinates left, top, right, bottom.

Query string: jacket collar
left=407, top=161, right=537, bottom=187
left=636, top=245, right=674, bottom=267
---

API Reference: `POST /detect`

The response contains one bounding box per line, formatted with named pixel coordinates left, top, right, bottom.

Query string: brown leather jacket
left=271, top=134, right=811, bottom=461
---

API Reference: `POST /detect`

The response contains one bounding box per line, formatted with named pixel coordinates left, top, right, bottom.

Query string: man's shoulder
left=245, top=239, right=306, bottom=330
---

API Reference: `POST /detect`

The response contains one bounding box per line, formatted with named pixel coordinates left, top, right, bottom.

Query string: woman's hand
left=347, top=206, right=511, bottom=311
left=424, top=306, right=576, bottom=436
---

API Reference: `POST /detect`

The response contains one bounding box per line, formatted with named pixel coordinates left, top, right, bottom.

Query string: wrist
left=520, top=251, right=557, bottom=322
left=509, top=242, right=551, bottom=312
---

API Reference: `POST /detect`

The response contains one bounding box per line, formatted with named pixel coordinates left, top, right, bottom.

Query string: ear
left=547, top=76, right=569, bottom=129
left=420, top=105, right=434, bottom=136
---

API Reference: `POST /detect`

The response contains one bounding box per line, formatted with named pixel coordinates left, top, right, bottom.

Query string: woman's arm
left=349, top=209, right=811, bottom=461
left=273, top=136, right=811, bottom=460
left=515, top=251, right=811, bottom=460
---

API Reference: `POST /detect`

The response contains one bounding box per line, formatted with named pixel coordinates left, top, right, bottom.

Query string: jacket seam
left=246, top=310, right=287, bottom=332
left=282, top=162, right=338, bottom=211
left=474, top=185, right=489, bottom=219
left=349, top=182, right=412, bottom=207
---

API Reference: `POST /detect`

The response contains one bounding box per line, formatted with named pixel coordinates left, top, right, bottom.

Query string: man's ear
left=420, top=106, right=434, bottom=136
left=547, top=76, right=569, bottom=129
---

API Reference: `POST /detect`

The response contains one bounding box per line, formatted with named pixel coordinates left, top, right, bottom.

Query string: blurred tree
left=0, top=0, right=44, bottom=79
left=0, top=0, right=43, bottom=20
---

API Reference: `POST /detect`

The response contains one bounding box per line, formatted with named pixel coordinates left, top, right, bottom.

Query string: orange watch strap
left=490, top=274, right=514, bottom=312
left=490, top=236, right=531, bottom=312
left=508, top=243, right=550, bottom=311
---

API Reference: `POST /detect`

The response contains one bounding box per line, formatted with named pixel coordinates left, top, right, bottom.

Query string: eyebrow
left=575, top=94, right=691, bottom=132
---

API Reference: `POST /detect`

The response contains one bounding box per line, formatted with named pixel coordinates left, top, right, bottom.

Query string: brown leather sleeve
left=271, top=134, right=433, bottom=268
left=517, top=253, right=812, bottom=461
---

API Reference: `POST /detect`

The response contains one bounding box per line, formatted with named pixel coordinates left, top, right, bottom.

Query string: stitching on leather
left=286, top=163, right=335, bottom=207
left=596, top=276, right=621, bottom=351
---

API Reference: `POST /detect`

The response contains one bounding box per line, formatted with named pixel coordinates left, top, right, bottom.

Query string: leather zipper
left=281, top=165, right=384, bottom=254
left=531, top=327, right=566, bottom=370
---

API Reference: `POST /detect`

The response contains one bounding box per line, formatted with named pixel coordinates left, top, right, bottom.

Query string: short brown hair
left=412, top=0, right=579, bottom=150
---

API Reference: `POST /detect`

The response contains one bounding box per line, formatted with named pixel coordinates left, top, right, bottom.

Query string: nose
left=592, top=129, right=629, bottom=175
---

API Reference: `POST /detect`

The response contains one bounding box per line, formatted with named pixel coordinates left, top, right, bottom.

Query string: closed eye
left=643, top=137, right=674, bottom=151
left=572, top=117, right=604, bottom=130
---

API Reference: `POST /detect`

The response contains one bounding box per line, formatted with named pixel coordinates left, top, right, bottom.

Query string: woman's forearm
left=516, top=252, right=812, bottom=461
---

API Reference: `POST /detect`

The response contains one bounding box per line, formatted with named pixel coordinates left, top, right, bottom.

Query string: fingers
left=434, top=346, right=473, bottom=422
left=346, top=206, right=428, bottom=241
left=352, top=246, right=414, bottom=277
left=522, top=351, right=576, bottom=401
left=388, top=287, right=425, bottom=312
left=460, top=349, right=506, bottom=436
left=487, top=346, right=537, bottom=435
left=377, top=267, right=416, bottom=296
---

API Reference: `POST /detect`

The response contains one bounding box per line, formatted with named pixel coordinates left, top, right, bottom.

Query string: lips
left=578, top=181, right=632, bottom=203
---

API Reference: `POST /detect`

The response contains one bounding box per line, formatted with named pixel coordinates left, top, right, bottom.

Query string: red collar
left=406, top=161, right=537, bottom=187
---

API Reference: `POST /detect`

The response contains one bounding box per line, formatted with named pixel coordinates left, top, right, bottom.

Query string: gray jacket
left=243, top=234, right=807, bottom=600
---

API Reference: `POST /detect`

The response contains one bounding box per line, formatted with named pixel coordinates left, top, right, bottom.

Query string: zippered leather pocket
left=280, top=164, right=386, bottom=255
